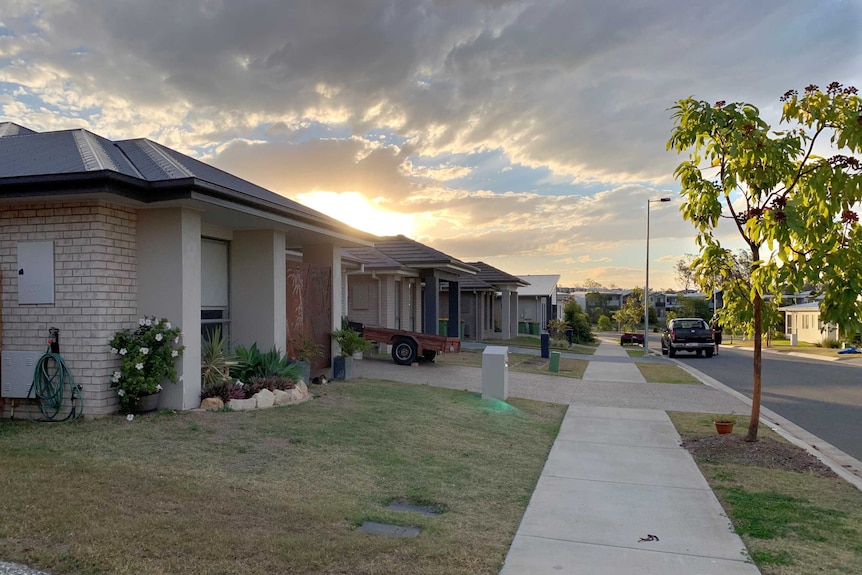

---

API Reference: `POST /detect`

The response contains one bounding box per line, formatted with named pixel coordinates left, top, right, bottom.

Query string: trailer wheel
left=422, top=350, right=437, bottom=362
left=392, top=338, right=418, bottom=365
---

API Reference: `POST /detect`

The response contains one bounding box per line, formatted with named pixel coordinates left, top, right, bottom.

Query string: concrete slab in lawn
left=500, top=534, right=760, bottom=575
left=357, top=521, right=420, bottom=538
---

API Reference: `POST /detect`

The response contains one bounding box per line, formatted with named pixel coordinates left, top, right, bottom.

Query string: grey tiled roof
left=373, top=235, right=478, bottom=274
left=467, top=261, right=530, bottom=287
left=343, top=246, right=408, bottom=271
left=0, top=123, right=366, bottom=236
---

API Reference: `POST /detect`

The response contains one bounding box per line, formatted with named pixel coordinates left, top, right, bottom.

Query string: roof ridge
left=137, top=139, right=194, bottom=179
left=73, top=130, right=120, bottom=172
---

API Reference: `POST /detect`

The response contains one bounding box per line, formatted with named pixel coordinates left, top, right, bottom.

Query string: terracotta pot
left=714, top=421, right=734, bottom=435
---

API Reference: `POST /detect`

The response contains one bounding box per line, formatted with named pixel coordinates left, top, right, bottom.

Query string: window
left=201, top=238, right=230, bottom=343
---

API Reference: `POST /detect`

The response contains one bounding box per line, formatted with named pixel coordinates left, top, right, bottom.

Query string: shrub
left=288, top=334, right=324, bottom=362
left=201, top=379, right=246, bottom=404
left=109, top=317, right=184, bottom=411
left=245, top=375, right=296, bottom=397
left=597, top=315, right=613, bottom=332
left=332, top=328, right=371, bottom=356
left=822, top=337, right=841, bottom=349
left=232, top=343, right=300, bottom=382
left=201, top=326, right=233, bottom=388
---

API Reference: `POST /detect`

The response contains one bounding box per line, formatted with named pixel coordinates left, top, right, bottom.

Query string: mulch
left=681, top=435, right=838, bottom=477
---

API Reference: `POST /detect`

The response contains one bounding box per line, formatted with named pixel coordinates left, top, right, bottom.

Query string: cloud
left=2, top=0, right=859, bottom=289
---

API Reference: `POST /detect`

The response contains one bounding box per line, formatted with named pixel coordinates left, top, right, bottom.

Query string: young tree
left=563, top=299, right=595, bottom=344
left=675, top=254, right=697, bottom=291
left=676, top=294, right=711, bottom=320
left=668, top=83, right=862, bottom=441
left=597, top=315, right=613, bottom=332
left=615, top=288, right=658, bottom=332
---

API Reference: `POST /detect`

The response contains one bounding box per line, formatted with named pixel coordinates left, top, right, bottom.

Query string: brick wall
left=0, top=201, right=137, bottom=417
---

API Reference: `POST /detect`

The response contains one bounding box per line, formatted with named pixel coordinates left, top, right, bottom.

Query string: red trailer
left=354, top=324, right=461, bottom=365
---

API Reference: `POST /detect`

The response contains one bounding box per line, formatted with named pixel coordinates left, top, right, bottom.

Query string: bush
left=597, top=315, right=613, bottom=332
left=201, top=379, right=246, bottom=404
left=332, top=328, right=371, bottom=356
left=245, top=375, right=296, bottom=396
left=822, top=337, right=841, bottom=349
left=563, top=300, right=595, bottom=345
left=109, top=316, right=184, bottom=411
left=232, top=343, right=301, bottom=382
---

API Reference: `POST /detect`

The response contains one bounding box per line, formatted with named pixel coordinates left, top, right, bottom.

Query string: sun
left=295, top=191, right=417, bottom=237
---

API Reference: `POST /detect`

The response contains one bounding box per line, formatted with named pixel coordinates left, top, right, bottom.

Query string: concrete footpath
left=500, top=404, right=758, bottom=574
left=358, top=338, right=761, bottom=574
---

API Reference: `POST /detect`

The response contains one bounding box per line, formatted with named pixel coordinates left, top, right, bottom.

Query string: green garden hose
left=26, top=350, right=83, bottom=422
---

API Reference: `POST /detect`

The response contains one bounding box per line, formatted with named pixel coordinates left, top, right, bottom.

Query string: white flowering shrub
left=109, top=316, right=184, bottom=411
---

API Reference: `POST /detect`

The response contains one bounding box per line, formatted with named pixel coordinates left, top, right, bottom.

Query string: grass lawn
left=669, top=412, right=862, bottom=574
left=0, top=380, right=566, bottom=575
left=480, top=336, right=598, bottom=355
left=437, top=349, right=588, bottom=378
left=635, top=363, right=702, bottom=384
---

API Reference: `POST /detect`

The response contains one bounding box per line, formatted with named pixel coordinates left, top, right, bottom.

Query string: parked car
left=620, top=332, right=644, bottom=346
left=661, top=318, right=714, bottom=358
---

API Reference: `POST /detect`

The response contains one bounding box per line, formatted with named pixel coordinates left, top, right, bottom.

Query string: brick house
left=0, top=122, right=371, bottom=417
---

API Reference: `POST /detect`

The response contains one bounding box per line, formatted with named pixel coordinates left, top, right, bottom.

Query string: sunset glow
left=296, top=191, right=418, bottom=238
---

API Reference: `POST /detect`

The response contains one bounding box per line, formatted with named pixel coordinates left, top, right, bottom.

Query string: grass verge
left=635, top=363, right=702, bottom=384
left=0, top=379, right=566, bottom=575
left=437, top=349, right=588, bottom=378
left=669, top=412, right=862, bottom=574
left=479, top=336, right=598, bottom=355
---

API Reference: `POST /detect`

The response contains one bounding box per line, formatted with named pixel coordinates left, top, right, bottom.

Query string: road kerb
left=670, top=359, right=862, bottom=492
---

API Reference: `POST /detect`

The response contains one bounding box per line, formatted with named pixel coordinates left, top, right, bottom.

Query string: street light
left=645, top=197, right=671, bottom=357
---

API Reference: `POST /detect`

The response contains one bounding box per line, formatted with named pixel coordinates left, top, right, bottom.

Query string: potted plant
left=109, top=316, right=184, bottom=413
left=331, top=327, right=370, bottom=380
left=713, top=412, right=736, bottom=435
left=288, top=333, right=324, bottom=384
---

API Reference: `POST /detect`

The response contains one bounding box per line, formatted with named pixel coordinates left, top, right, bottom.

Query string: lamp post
left=645, top=197, right=671, bottom=356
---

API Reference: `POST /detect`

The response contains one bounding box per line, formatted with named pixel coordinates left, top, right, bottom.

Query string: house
left=343, top=235, right=478, bottom=341
left=515, top=275, right=560, bottom=334
left=780, top=302, right=839, bottom=345
left=0, top=122, right=372, bottom=417
left=457, top=262, right=529, bottom=340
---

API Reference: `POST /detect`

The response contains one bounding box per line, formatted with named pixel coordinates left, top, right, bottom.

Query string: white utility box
left=2, top=351, right=42, bottom=398
left=482, top=346, right=508, bottom=401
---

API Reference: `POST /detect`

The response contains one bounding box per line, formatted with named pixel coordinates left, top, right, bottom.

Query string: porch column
left=232, top=229, right=287, bottom=352
left=447, top=280, right=461, bottom=338
left=500, top=289, right=512, bottom=340
left=137, top=207, right=201, bottom=411
left=510, top=292, right=519, bottom=339
left=423, top=274, right=439, bottom=335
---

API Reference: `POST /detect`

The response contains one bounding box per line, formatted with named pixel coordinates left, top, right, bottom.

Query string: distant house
left=455, top=262, right=529, bottom=340
left=0, top=122, right=372, bottom=416
left=780, top=302, right=840, bottom=344
left=343, top=235, right=477, bottom=341
left=515, top=275, right=560, bottom=333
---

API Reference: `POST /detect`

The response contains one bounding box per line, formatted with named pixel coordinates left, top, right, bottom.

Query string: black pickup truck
left=661, top=318, right=715, bottom=358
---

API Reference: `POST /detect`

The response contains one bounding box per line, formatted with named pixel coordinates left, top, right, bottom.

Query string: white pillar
left=231, top=230, right=287, bottom=352
left=137, top=207, right=201, bottom=410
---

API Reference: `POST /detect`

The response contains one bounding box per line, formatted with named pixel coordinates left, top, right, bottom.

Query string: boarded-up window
left=353, top=283, right=369, bottom=310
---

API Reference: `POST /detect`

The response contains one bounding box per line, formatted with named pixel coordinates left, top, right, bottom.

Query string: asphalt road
left=674, top=347, right=862, bottom=462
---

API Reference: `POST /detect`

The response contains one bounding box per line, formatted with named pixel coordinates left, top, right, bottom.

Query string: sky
left=1, top=0, right=860, bottom=289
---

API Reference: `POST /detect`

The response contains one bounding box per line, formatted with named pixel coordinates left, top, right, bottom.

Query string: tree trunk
left=746, top=292, right=762, bottom=442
